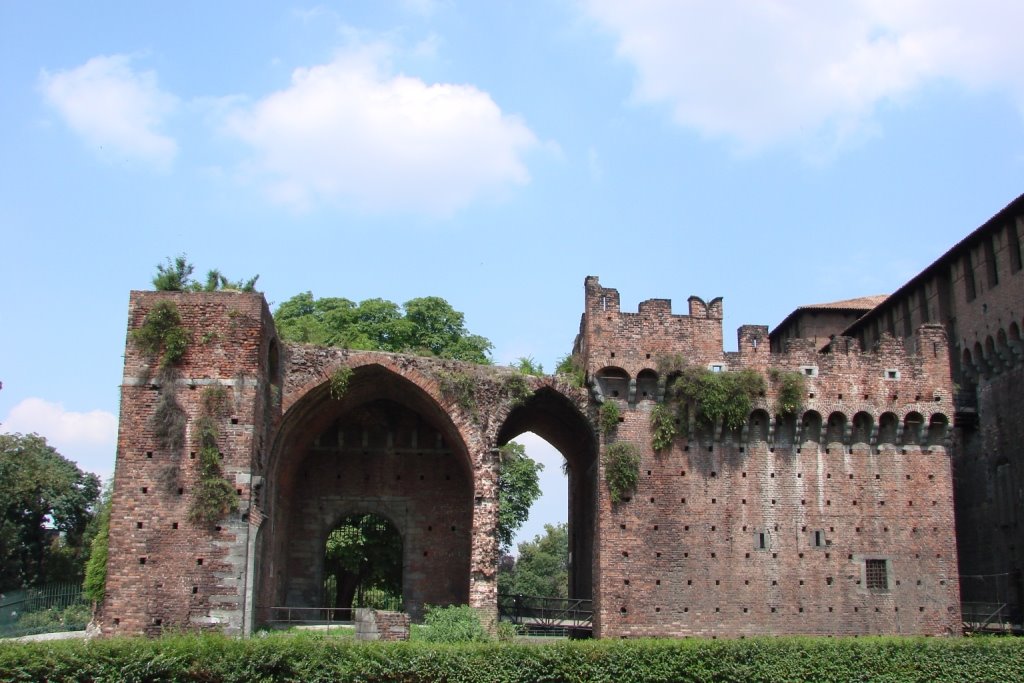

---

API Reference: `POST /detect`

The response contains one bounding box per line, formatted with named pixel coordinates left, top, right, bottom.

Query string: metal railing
left=498, top=594, right=592, bottom=636
left=263, top=606, right=355, bottom=628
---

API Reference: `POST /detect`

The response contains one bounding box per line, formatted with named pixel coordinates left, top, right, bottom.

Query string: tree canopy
left=324, top=513, right=402, bottom=610
left=0, top=433, right=101, bottom=590
left=498, top=522, right=568, bottom=599
left=497, top=442, right=543, bottom=554
left=274, top=292, right=493, bottom=363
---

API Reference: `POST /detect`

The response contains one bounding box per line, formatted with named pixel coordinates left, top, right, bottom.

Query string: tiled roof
left=796, top=295, right=888, bottom=312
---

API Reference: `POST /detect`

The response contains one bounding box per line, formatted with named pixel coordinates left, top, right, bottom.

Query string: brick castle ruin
left=103, top=266, right=968, bottom=637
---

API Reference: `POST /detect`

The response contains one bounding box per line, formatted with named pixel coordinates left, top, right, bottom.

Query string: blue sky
left=2, top=1, right=1024, bottom=549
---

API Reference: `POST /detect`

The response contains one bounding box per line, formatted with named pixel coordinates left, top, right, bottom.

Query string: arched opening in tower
left=258, top=364, right=473, bottom=622
left=496, top=387, right=598, bottom=600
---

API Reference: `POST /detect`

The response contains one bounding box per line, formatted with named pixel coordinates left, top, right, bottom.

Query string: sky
left=2, top=1, right=1024, bottom=550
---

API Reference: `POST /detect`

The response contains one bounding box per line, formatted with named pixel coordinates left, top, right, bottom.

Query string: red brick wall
left=103, top=291, right=276, bottom=636
left=579, top=278, right=961, bottom=637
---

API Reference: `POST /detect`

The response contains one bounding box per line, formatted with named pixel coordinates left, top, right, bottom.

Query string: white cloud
left=2, top=398, right=117, bottom=479
left=583, top=1, right=1024, bottom=152
left=223, top=46, right=539, bottom=214
left=39, top=54, right=178, bottom=167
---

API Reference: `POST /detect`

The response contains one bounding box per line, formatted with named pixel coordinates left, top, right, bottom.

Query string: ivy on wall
left=603, top=442, right=640, bottom=504
left=188, top=386, right=239, bottom=525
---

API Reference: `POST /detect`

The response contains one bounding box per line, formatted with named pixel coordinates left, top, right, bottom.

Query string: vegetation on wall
left=649, top=402, right=678, bottom=452
left=152, top=254, right=259, bottom=293
left=151, top=383, right=187, bottom=452
left=437, top=369, right=477, bottom=415
left=770, top=368, right=806, bottom=416
left=670, top=367, right=765, bottom=431
left=555, top=353, right=586, bottom=388
left=512, top=356, right=544, bottom=376
left=188, top=386, right=238, bottom=525
left=603, top=441, right=640, bottom=504
left=132, top=300, right=190, bottom=370
left=274, top=292, right=492, bottom=363
left=328, top=366, right=353, bottom=400
left=496, top=442, right=543, bottom=553
left=654, top=362, right=766, bottom=438
left=501, top=373, right=533, bottom=407
left=598, top=401, right=620, bottom=438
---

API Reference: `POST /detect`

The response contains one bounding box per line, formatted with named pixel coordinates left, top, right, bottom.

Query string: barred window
left=865, top=559, right=888, bottom=591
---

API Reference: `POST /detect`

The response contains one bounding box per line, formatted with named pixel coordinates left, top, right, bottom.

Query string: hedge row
left=1, top=634, right=1023, bottom=682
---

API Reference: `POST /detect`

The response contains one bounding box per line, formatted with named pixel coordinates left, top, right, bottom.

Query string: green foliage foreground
left=3, top=634, right=1021, bottom=683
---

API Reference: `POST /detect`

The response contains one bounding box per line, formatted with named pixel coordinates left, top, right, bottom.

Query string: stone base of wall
left=354, top=609, right=410, bottom=641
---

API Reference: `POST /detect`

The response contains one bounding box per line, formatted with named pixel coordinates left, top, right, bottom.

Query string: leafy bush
left=670, top=367, right=765, bottom=430
left=132, top=300, right=189, bottom=369
left=328, top=366, right=353, bottom=400
left=3, top=634, right=1023, bottom=682
left=419, top=605, right=490, bottom=643
left=649, top=403, right=677, bottom=451
left=598, top=401, right=620, bottom=438
left=771, top=369, right=806, bottom=416
left=555, top=353, right=586, bottom=388
left=502, top=373, right=533, bottom=406
left=603, top=442, right=640, bottom=504
left=437, top=370, right=477, bottom=414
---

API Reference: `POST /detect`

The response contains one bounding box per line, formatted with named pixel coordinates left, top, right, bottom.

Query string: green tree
left=498, top=523, right=568, bottom=599
left=274, top=292, right=493, bottom=363
left=497, top=442, right=543, bottom=553
left=324, top=513, right=403, bottom=610
left=0, top=434, right=101, bottom=590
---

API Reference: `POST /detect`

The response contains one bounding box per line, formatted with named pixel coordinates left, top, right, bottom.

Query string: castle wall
left=580, top=278, right=961, bottom=637
left=103, top=291, right=277, bottom=635
left=844, top=199, right=1024, bottom=623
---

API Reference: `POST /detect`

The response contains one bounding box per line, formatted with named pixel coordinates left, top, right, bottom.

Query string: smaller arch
left=774, top=412, right=796, bottom=448
left=826, top=411, right=847, bottom=445
left=636, top=369, right=659, bottom=402
left=596, top=366, right=630, bottom=400
left=973, top=341, right=987, bottom=376
left=927, top=413, right=950, bottom=448
left=801, top=410, right=822, bottom=446
left=1010, top=321, right=1021, bottom=343
left=878, top=412, right=899, bottom=447
left=851, top=411, right=873, bottom=446
left=748, top=409, right=770, bottom=443
left=903, top=411, right=924, bottom=446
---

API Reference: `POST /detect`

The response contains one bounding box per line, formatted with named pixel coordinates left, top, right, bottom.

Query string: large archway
left=496, top=386, right=598, bottom=599
left=256, top=362, right=475, bottom=622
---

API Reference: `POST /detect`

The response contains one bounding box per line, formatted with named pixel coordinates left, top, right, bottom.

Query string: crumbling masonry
left=103, top=276, right=961, bottom=638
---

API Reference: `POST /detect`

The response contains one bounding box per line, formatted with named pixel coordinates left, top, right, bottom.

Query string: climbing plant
left=501, top=372, right=532, bottom=407
left=603, top=442, right=640, bottom=504
left=329, top=366, right=353, bottom=400
left=649, top=403, right=678, bottom=451
left=770, top=369, right=806, bottom=416
left=555, top=353, right=586, bottom=388
left=188, top=386, right=238, bottom=525
left=599, top=401, right=620, bottom=438
left=132, top=300, right=190, bottom=369
left=437, top=370, right=477, bottom=416
left=668, top=366, right=765, bottom=431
